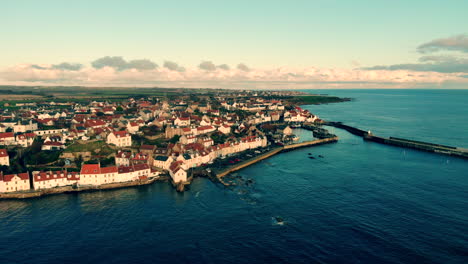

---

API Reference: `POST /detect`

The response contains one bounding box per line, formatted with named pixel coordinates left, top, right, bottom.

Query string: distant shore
left=287, top=95, right=351, bottom=105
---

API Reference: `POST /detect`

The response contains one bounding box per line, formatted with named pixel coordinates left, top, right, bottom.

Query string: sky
left=1, top=0, right=468, bottom=89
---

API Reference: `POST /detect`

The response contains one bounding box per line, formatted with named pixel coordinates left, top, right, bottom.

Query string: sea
left=1, top=89, right=467, bottom=264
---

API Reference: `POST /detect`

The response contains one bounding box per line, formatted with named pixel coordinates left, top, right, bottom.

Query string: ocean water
left=1, top=89, right=467, bottom=264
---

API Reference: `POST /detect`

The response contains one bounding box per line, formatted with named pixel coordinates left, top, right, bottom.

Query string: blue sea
left=1, top=89, right=467, bottom=264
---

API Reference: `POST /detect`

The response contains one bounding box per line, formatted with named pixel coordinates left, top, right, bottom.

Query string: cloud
left=52, top=62, right=83, bottom=71
left=237, top=63, right=250, bottom=72
left=126, top=59, right=158, bottom=70
left=163, top=61, right=185, bottom=72
left=363, top=34, right=468, bottom=74
left=2, top=54, right=468, bottom=89
left=417, top=34, right=468, bottom=53
left=91, top=56, right=157, bottom=71
left=31, top=64, right=48, bottom=70
left=362, top=55, right=468, bottom=73
left=199, top=61, right=217, bottom=71
left=217, top=64, right=230, bottom=70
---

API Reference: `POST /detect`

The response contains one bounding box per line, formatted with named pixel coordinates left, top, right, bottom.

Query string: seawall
left=216, top=147, right=283, bottom=178
left=282, top=137, right=339, bottom=151
left=0, top=177, right=167, bottom=200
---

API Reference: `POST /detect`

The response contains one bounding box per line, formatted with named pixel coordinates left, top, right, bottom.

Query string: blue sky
left=1, top=0, right=467, bottom=88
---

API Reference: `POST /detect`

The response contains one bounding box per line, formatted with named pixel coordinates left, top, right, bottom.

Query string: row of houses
left=0, top=164, right=160, bottom=193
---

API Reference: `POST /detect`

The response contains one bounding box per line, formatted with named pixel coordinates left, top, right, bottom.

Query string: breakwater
left=283, top=137, right=338, bottom=151
left=216, top=137, right=339, bottom=180
left=326, top=122, right=468, bottom=159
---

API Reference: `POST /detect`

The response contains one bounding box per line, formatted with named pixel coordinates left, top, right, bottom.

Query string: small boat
left=274, top=216, right=285, bottom=225
left=308, top=156, right=315, bottom=159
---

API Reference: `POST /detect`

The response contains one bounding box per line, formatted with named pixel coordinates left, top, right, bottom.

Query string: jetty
left=326, top=122, right=468, bottom=159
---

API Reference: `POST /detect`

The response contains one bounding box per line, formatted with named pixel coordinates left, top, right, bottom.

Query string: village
left=0, top=89, right=326, bottom=196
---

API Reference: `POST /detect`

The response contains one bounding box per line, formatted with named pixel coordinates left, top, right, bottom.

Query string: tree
left=75, top=155, right=83, bottom=169
left=169, top=135, right=181, bottom=144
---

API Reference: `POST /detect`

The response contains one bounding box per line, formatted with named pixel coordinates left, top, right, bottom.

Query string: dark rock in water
left=308, top=156, right=315, bottom=159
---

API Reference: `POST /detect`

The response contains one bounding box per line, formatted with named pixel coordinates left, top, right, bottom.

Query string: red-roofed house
left=107, top=130, right=132, bottom=147
left=115, top=150, right=131, bottom=166
left=0, top=172, right=30, bottom=192
left=32, top=170, right=80, bottom=190
left=80, top=164, right=118, bottom=185
left=169, top=161, right=187, bottom=183
left=0, top=132, right=15, bottom=145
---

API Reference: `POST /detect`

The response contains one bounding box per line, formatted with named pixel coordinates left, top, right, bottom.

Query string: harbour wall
left=282, top=137, right=338, bottom=151
left=216, top=147, right=284, bottom=178
left=325, top=122, right=468, bottom=159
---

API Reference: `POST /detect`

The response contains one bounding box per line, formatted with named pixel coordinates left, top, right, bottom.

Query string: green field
left=65, top=140, right=115, bottom=156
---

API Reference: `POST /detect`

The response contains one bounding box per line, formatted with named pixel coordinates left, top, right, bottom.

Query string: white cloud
left=1, top=62, right=467, bottom=89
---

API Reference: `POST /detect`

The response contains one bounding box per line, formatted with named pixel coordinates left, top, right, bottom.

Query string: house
left=0, top=172, right=30, bottom=193
left=115, top=150, right=131, bottom=166
left=107, top=130, right=132, bottom=147
left=15, top=133, right=36, bottom=147
left=0, top=132, right=15, bottom=145
left=218, top=124, right=231, bottom=134
left=174, top=117, right=190, bottom=127
left=283, top=126, right=293, bottom=135
left=42, top=141, right=65, bottom=151
left=126, top=121, right=140, bottom=134
left=13, top=120, right=38, bottom=133
left=80, top=164, right=119, bottom=186
left=153, top=155, right=173, bottom=170
left=0, top=149, right=9, bottom=166
left=179, top=135, right=197, bottom=145
left=117, top=164, right=150, bottom=182
left=139, top=144, right=155, bottom=154
left=32, top=170, right=80, bottom=190
left=131, top=152, right=150, bottom=165
left=169, top=161, right=187, bottom=183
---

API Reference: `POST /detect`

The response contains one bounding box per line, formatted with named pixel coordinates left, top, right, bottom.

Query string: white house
left=107, top=130, right=132, bottom=147
left=174, top=117, right=190, bottom=127
left=115, top=150, right=131, bottom=166
left=153, top=155, right=173, bottom=170
left=80, top=164, right=119, bottom=186
left=0, top=172, right=30, bottom=193
left=218, top=124, right=231, bottom=134
left=169, top=161, right=187, bottom=183
left=32, top=170, right=80, bottom=190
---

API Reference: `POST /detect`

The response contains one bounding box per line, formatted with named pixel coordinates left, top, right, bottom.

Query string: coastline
left=0, top=176, right=169, bottom=200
